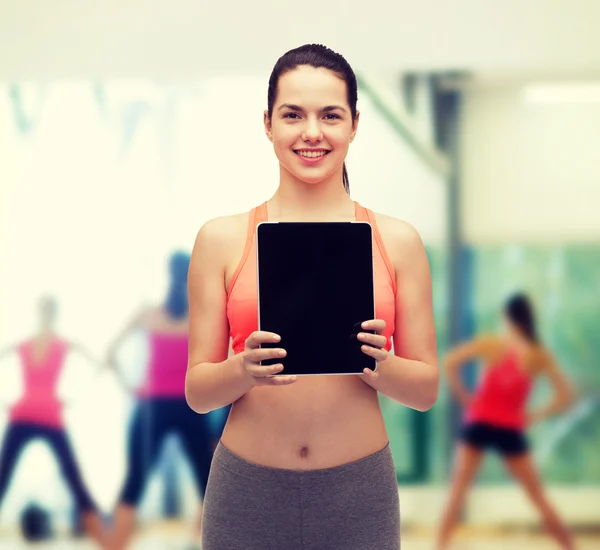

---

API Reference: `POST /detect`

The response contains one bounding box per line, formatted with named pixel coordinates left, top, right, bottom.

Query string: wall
left=461, top=84, right=600, bottom=244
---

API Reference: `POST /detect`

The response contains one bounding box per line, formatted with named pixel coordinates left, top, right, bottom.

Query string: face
left=38, top=297, right=57, bottom=328
left=264, top=65, right=359, bottom=185
left=501, top=313, right=517, bottom=336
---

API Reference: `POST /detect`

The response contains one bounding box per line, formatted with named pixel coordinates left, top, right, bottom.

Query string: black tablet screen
left=257, top=221, right=376, bottom=376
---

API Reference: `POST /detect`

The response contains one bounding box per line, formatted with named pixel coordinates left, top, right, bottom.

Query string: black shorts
left=461, top=422, right=528, bottom=457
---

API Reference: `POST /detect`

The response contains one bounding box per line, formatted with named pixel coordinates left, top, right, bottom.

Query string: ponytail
left=342, top=162, right=350, bottom=193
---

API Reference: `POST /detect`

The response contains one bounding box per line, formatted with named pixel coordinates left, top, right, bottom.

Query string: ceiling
left=2, top=0, right=600, bottom=80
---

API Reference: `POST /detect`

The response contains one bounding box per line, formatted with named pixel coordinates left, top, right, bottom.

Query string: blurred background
left=0, top=0, right=599, bottom=548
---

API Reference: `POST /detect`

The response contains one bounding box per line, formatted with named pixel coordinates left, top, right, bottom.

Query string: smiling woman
left=185, top=43, right=439, bottom=550
left=265, top=51, right=359, bottom=193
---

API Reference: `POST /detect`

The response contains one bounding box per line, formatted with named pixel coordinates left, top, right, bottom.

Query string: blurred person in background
left=0, top=295, right=108, bottom=547
left=106, top=251, right=216, bottom=550
left=437, top=293, right=576, bottom=550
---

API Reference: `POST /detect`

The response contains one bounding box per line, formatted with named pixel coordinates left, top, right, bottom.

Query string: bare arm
left=362, top=222, right=439, bottom=411
left=528, top=351, right=576, bottom=425
left=69, top=341, right=130, bottom=390
left=59, top=342, right=113, bottom=404
left=105, top=307, right=150, bottom=367
left=185, top=218, right=255, bottom=414
left=69, top=342, right=104, bottom=371
left=185, top=217, right=297, bottom=414
left=444, top=336, right=495, bottom=407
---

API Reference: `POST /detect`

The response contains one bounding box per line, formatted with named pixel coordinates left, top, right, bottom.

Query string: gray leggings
left=202, top=441, right=401, bottom=550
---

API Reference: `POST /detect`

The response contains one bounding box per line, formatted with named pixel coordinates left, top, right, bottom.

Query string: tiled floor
left=1, top=522, right=598, bottom=549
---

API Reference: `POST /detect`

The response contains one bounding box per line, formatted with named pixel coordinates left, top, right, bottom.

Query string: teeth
left=297, top=150, right=327, bottom=158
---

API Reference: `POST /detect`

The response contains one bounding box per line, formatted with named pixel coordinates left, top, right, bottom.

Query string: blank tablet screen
left=257, top=221, right=376, bottom=376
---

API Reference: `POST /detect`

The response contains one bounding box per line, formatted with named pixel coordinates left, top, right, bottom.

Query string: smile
left=294, top=150, right=330, bottom=158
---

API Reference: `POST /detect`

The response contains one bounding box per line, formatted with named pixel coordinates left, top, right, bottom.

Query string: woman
left=0, top=295, right=107, bottom=547
left=437, top=293, right=575, bottom=550
left=107, top=251, right=215, bottom=550
left=185, top=44, right=439, bottom=550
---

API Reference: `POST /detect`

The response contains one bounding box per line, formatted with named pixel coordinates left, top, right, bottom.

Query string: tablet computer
left=256, top=221, right=376, bottom=376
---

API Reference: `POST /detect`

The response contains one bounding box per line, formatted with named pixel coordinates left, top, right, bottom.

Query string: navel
left=298, top=446, right=310, bottom=459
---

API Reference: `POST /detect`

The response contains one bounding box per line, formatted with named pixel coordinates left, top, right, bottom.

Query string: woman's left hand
left=357, top=319, right=389, bottom=383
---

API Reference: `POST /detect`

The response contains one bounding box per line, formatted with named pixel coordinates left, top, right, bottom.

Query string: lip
left=293, top=149, right=331, bottom=165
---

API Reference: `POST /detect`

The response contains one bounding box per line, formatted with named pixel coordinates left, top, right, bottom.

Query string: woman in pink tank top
left=105, top=252, right=218, bottom=550
left=437, top=294, right=575, bottom=550
left=0, top=295, right=107, bottom=546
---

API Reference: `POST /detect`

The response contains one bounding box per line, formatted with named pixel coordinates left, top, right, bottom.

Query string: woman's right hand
left=103, top=350, right=132, bottom=393
left=242, top=331, right=297, bottom=387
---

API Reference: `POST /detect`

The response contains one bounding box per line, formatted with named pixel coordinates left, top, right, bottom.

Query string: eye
left=283, top=113, right=300, bottom=119
left=324, top=113, right=341, bottom=120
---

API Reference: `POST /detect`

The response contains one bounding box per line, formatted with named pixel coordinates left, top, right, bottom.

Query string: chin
left=297, top=173, right=330, bottom=185
left=281, top=164, right=330, bottom=186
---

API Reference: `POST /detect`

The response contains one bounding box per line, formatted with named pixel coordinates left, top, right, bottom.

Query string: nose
left=302, top=117, right=323, bottom=143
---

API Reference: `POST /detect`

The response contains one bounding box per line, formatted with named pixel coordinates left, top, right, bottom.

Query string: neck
left=271, top=165, right=353, bottom=220
left=35, top=327, right=55, bottom=340
left=508, top=330, right=532, bottom=349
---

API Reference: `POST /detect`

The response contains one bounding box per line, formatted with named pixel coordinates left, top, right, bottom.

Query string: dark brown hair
left=505, top=293, right=539, bottom=343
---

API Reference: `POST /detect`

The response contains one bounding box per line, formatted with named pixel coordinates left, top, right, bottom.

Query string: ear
left=349, top=110, right=360, bottom=143
left=264, top=110, right=273, bottom=143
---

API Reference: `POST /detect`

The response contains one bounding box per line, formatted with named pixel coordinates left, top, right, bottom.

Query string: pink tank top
left=137, top=332, right=188, bottom=398
left=9, top=337, right=68, bottom=429
left=466, top=348, right=534, bottom=430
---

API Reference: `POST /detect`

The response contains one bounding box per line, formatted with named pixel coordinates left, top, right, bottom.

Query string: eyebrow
left=278, top=103, right=348, bottom=114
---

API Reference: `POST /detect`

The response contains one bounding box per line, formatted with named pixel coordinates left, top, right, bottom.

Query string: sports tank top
left=466, top=348, right=534, bottom=430
left=10, top=337, right=68, bottom=429
left=226, top=201, right=397, bottom=356
left=137, top=332, right=189, bottom=398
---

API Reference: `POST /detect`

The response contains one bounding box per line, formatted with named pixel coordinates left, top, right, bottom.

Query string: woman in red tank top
left=0, top=295, right=107, bottom=546
left=437, top=294, right=575, bottom=550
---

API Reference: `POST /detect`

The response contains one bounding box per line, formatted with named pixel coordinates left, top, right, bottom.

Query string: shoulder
left=373, top=212, right=424, bottom=250
left=479, top=334, right=506, bottom=356
left=372, top=211, right=420, bottom=241
left=194, top=211, right=250, bottom=250
left=49, top=336, right=72, bottom=353
left=17, top=340, right=30, bottom=353
left=371, top=211, right=426, bottom=268
left=459, top=333, right=503, bottom=357
left=190, top=210, right=254, bottom=277
left=144, top=306, right=166, bottom=328
left=134, top=304, right=157, bottom=324
left=535, top=345, right=557, bottom=371
left=116, top=305, right=156, bottom=332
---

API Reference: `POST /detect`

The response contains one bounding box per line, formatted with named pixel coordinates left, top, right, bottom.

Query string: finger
left=357, top=332, right=387, bottom=348
left=361, top=367, right=380, bottom=383
left=246, top=363, right=285, bottom=378
left=252, top=373, right=297, bottom=386
left=245, top=331, right=281, bottom=350
left=361, top=320, right=386, bottom=335
left=246, top=347, right=287, bottom=363
left=265, top=375, right=297, bottom=386
left=360, top=344, right=388, bottom=363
